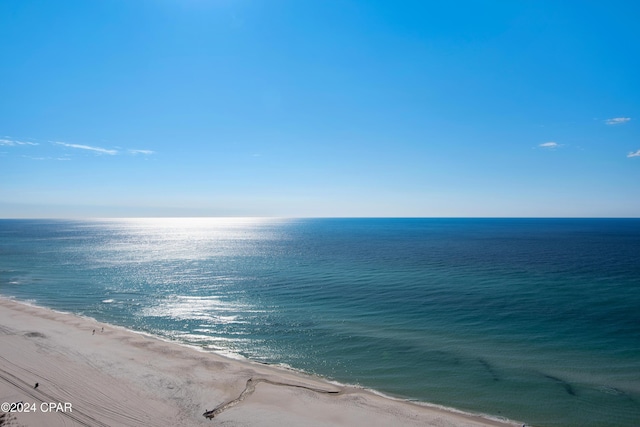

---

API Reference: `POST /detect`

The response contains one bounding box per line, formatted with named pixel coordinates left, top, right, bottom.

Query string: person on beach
left=92, top=329, right=95, bottom=335
left=34, top=382, right=38, bottom=389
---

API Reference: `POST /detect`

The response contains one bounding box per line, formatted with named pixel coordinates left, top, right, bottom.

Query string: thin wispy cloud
left=21, top=155, right=72, bottom=161
left=54, top=141, right=118, bottom=155
left=128, top=149, right=154, bottom=155
left=627, top=149, right=640, bottom=158
left=539, top=142, right=559, bottom=149
left=4, top=135, right=152, bottom=159
left=0, top=137, right=39, bottom=146
left=0, top=135, right=155, bottom=161
left=606, top=117, right=631, bottom=125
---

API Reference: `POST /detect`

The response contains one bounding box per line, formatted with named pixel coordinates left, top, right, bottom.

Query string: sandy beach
left=0, top=297, right=521, bottom=427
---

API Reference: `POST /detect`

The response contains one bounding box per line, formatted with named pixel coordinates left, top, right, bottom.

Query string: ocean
left=1, top=218, right=638, bottom=427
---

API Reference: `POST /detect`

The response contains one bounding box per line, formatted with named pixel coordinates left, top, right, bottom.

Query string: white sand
left=0, top=297, right=521, bottom=426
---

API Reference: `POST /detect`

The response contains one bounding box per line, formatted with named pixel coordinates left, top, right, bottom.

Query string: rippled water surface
left=1, top=218, right=639, bottom=427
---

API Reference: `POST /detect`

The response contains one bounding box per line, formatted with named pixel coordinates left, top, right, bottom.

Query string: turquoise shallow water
left=1, top=218, right=639, bottom=427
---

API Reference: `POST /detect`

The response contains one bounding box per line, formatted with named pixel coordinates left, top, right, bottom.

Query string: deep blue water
left=1, top=218, right=639, bottom=427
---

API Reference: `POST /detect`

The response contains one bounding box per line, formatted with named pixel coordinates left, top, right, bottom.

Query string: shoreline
left=1, top=296, right=522, bottom=426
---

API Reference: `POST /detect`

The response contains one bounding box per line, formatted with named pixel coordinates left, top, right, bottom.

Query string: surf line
left=203, top=377, right=341, bottom=419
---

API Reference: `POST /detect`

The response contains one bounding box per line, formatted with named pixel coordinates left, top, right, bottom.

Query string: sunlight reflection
left=142, top=295, right=249, bottom=324
left=92, top=217, right=290, bottom=262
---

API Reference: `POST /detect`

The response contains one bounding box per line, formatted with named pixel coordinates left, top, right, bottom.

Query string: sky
left=1, top=0, right=639, bottom=218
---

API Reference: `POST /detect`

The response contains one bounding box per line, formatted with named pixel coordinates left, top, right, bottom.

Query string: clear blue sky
left=1, top=0, right=639, bottom=217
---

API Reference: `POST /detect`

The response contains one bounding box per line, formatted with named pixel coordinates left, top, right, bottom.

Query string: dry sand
left=0, top=297, right=521, bottom=426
